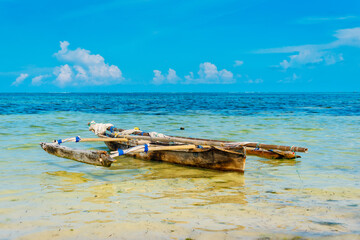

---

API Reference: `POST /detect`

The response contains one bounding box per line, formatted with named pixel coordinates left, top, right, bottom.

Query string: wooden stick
left=135, top=144, right=210, bottom=152
left=119, top=135, right=308, bottom=153
left=54, top=137, right=129, bottom=144
left=103, top=125, right=307, bottom=152
left=110, top=144, right=211, bottom=158
left=79, top=138, right=129, bottom=142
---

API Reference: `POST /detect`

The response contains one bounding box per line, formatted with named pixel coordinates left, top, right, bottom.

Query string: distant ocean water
left=1, top=92, right=359, bottom=116
left=0, top=93, right=359, bottom=239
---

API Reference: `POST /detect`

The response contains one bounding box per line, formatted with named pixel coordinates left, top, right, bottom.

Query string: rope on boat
left=113, top=129, right=167, bottom=139
left=120, top=129, right=142, bottom=135
left=110, top=144, right=150, bottom=158
left=55, top=136, right=81, bottom=144
left=225, top=142, right=258, bottom=148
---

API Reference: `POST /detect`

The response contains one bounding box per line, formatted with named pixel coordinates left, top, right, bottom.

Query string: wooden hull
left=105, top=141, right=246, bottom=172
left=40, top=142, right=114, bottom=167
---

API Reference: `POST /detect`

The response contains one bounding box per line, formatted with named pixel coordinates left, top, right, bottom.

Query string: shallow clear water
left=0, top=93, right=359, bottom=239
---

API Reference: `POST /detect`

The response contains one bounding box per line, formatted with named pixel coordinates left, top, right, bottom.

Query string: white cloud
left=241, top=74, right=263, bottom=84
left=258, top=27, right=360, bottom=69
left=167, top=68, right=180, bottom=84
left=88, top=64, right=122, bottom=79
left=186, top=62, right=235, bottom=84
left=245, top=78, right=263, bottom=84
left=12, top=73, right=29, bottom=86
left=234, top=60, right=244, bottom=67
left=292, top=73, right=299, bottom=80
left=332, top=27, right=360, bottom=47
left=54, top=64, right=73, bottom=86
left=58, top=41, right=70, bottom=55
left=298, top=16, right=358, bottom=24
left=219, top=69, right=233, bottom=81
left=152, top=68, right=180, bottom=84
left=31, top=74, right=50, bottom=86
left=74, top=65, right=88, bottom=80
left=152, top=70, right=165, bottom=84
left=153, top=63, right=235, bottom=84
left=198, top=62, right=218, bottom=80
left=53, top=41, right=123, bottom=86
left=184, top=72, right=194, bottom=82
left=278, top=73, right=300, bottom=83
left=278, top=49, right=343, bottom=70
left=55, top=41, right=104, bottom=65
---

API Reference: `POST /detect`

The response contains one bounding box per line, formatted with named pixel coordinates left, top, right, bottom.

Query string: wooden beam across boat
left=76, top=138, right=129, bottom=142
left=117, top=134, right=308, bottom=153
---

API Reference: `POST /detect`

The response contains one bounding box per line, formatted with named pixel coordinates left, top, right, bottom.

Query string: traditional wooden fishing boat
left=40, top=139, right=247, bottom=171
left=40, top=122, right=308, bottom=172
left=98, top=122, right=306, bottom=171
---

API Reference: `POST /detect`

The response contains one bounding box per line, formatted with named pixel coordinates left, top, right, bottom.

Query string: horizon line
left=0, top=91, right=359, bottom=94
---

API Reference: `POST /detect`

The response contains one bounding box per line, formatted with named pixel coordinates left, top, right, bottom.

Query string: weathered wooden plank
left=115, top=134, right=308, bottom=153
left=40, top=142, right=114, bottom=167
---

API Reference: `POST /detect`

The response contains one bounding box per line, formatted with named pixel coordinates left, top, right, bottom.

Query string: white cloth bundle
left=117, top=129, right=142, bottom=135
left=88, top=121, right=114, bottom=135
left=148, top=132, right=168, bottom=138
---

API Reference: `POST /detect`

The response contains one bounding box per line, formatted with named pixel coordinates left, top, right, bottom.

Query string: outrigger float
left=40, top=121, right=308, bottom=172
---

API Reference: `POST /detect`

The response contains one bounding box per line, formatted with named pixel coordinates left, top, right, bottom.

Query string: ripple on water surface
left=0, top=93, right=360, bottom=239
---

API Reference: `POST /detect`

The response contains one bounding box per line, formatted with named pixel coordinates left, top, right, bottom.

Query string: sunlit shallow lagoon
left=0, top=93, right=359, bottom=239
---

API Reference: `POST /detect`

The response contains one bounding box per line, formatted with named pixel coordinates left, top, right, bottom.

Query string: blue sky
left=1, top=0, right=360, bottom=92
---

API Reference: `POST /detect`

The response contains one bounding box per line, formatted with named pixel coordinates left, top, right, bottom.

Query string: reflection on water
left=46, top=171, right=90, bottom=184
left=136, top=164, right=247, bottom=206
left=44, top=171, right=91, bottom=193
left=256, top=157, right=300, bottom=167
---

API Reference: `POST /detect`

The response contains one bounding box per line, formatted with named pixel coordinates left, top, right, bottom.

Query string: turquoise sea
left=1, top=93, right=359, bottom=239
